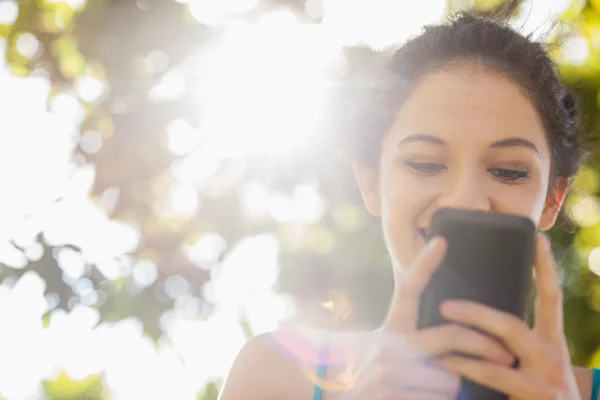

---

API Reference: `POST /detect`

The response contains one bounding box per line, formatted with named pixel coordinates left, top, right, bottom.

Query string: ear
left=352, top=161, right=382, bottom=217
left=538, top=176, right=569, bottom=232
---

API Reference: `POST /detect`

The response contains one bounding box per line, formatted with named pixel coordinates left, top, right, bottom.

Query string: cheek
left=376, top=165, right=549, bottom=269
left=378, top=167, right=433, bottom=269
left=489, top=176, right=549, bottom=226
left=380, top=173, right=437, bottom=225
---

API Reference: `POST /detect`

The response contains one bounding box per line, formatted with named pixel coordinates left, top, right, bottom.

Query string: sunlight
left=189, top=0, right=260, bottom=26
left=24, top=241, right=44, bottom=262
left=166, top=119, right=202, bottom=156
left=0, top=72, right=77, bottom=249
left=164, top=275, right=190, bottom=300
left=131, top=259, right=158, bottom=287
left=65, top=0, right=87, bottom=10
left=153, top=342, right=199, bottom=400
left=265, top=183, right=326, bottom=223
left=104, top=319, right=159, bottom=399
left=55, top=247, right=87, bottom=280
left=169, top=143, right=221, bottom=186
left=241, top=181, right=271, bottom=220
left=568, top=195, right=600, bottom=228
left=572, top=166, right=599, bottom=194
left=245, top=291, right=296, bottom=334
left=290, top=183, right=326, bottom=223
left=189, top=0, right=226, bottom=26
left=145, top=50, right=169, bottom=75
left=0, top=243, right=28, bottom=269
left=0, top=38, right=6, bottom=67
left=166, top=311, right=247, bottom=381
left=15, top=33, right=41, bottom=60
left=46, top=306, right=103, bottom=381
left=148, top=68, right=186, bottom=102
left=80, top=130, right=103, bottom=154
left=41, top=164, right=141, bottom=270
left=212, top=234, right=280, bottom=310
left=321, top=0, right=445, bottom=49
left=193, top=10, right=336, bottom=160
left=561, top=34, right=590, bottom=66
left=0, top=1, right=18, bottom=26
left=0, top=272, right=49, bottom=400
left=75, top=75, right=106, bottom=104
left=513, top=0, right=582, bottom=41
left=589, top=247, right=600, bottom=276
left=305, top=0, right=324, bottom=19
left=185, top=232, right=227, bottom=269
left=50, top=91, right=87, bottom=125
left=0, top=1, right=594, bottom=399
left=156, top=183, right=201, bottom=218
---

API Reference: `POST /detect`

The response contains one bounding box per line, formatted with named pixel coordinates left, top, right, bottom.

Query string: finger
left=386, top=364, right=461, bottom=395
left=440, top=300, right=539, bottom=363
left=533, top=234, right=564, bottom=342
left=408, top=324, right=515, bottom=366
left=376, top=390, right=454, bottom=400
left=385, top=236, right=447, bottom=332
left=438, top=355, right=551, bottom=399
left=372, top=391, right=451, bottom=400
left=343, top=357, right=458, bottom=400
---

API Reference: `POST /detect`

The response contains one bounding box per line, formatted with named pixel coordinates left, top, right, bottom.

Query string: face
left=355, top=66, right=567, bottom=272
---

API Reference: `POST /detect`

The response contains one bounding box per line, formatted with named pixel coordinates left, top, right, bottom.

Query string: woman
left=219, top=11, right=600, bottom=400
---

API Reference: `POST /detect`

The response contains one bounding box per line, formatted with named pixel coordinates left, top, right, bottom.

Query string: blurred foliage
left=1, top=0, right=600, bottom=399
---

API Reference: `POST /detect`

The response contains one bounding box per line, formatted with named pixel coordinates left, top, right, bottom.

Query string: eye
left=488, top=168, right=529, bottom=183
left=405, top=161, right=447, bottom=176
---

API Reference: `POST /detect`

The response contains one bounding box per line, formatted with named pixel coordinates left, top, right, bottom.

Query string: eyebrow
left=489, top=137, right=539, bottom=154
left=397, top=133, right=445, bottom=147
left=397, top=134, right=539, bottom=154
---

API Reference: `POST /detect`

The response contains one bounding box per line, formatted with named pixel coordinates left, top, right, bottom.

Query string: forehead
left=387, top=66, right=550, bottom=156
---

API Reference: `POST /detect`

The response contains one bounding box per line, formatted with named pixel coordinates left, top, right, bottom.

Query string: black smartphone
left=417, top=207, right=536, bottom=400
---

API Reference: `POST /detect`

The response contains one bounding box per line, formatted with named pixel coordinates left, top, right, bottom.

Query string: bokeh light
left=0, top=1, right=598, bottom=399
left=15, top=33, right=41, bottom=60
left=590, top=247, right=600, bottom=276
left=562, top=34, right=590, bottom=66
left=0, top=1, right=19, bottom=26
left=568, top=195, right=600, bottom=228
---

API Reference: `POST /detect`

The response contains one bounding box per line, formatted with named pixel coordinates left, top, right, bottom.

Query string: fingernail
left=428, top=236, right=447, bottom=251
left=427, top=236, right=441, bottom=248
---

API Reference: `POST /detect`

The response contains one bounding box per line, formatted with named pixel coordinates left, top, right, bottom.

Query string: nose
left=437, top=170, right=491, bottom=212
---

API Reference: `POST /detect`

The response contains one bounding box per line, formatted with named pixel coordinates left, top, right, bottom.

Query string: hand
left=340, top=237, right=516, bottom=400
left=438, top=234, right=581, bottom=400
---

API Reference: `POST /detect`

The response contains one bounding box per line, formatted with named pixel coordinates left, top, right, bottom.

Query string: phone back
left=417, top=208, right=536, bottom=400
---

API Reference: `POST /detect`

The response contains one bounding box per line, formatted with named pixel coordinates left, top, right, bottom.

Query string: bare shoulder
left=573, top=366, right=594, bottom=400
left=217, top=332, right=279, bottom=400
left=218, top=327, right=374, bottom=400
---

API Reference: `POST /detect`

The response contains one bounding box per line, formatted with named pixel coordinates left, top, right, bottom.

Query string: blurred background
left=0, top=0, right=600, bottom=398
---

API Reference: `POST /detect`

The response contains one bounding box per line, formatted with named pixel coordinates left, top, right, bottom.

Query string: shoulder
left=218, top=327, right=375, bottom=400
left=218, top=332, right=281, bottom=400
left=218, top=327, right=323, bottom=400
left=573, top=366, right=596, bottom=400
